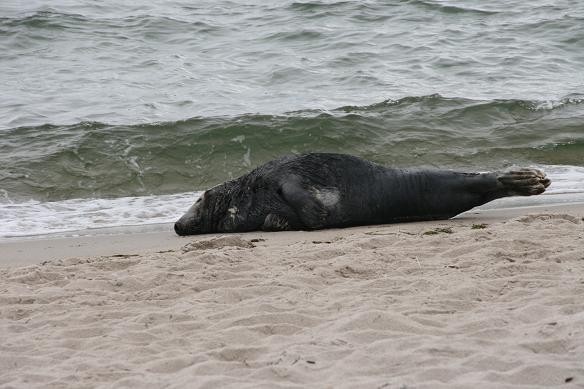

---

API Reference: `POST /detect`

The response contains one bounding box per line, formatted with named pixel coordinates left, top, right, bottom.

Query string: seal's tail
left=497, top=168, right=551, bottom=196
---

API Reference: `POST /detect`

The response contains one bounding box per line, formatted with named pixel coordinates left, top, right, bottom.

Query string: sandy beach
left=1, top=203, right=583, bottom=388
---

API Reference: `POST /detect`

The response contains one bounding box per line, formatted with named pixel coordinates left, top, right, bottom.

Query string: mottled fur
left=175, top=153, right=550, bottom=235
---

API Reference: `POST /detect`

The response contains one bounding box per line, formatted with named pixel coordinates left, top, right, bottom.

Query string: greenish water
left=2, top=95, right=584, bottom=201
left=1, top=0, right=584, bottom=236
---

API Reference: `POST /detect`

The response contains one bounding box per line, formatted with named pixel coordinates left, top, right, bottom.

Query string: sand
left=1, top=204, right=584, bottom=388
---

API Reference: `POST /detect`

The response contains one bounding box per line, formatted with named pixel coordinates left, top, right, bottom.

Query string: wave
left=0, top=9, right=220, bottom=35
left=0, top=10, right=86, bottom=29
left=404, top=0, right=499, bottom=16
left=1, top=95, right=583, bottom=202
left=338, top=93, right=584, bottom=113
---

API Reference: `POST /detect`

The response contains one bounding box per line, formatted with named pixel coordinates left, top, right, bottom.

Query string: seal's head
left=174, top=182, right=235, bottom=236
left=174, top=194, right=205, bottom=236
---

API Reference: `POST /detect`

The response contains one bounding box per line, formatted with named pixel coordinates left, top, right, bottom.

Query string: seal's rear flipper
left=497, top=168, right=551, bottom=196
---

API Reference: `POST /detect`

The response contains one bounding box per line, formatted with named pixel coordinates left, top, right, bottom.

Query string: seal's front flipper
left=279, top=179, right=328, bottom=229
left=262, top=214, right=290, bottom=231
left=497, top=168, right=551, bottom=196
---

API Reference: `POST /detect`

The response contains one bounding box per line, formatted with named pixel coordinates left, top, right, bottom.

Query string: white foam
left=533, top=96, right=584, bottom=111
left=473, top=164, right=584, bottom=210
left=1, top=164, right=583, bottom=239
left=540, top=164, right=584, bottom=194
left=0, top=192, right=202, bottom=239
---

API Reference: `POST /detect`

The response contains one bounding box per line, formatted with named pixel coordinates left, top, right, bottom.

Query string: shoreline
left=2, top=169, right=584, bottom=241
left=2, top=201, right=583, bottom=267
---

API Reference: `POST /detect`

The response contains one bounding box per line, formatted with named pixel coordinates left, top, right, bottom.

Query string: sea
left=1, top=0, right=584, bottom=239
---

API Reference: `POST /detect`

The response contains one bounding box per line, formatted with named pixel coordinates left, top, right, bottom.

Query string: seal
left=174, top=153, right=551, bottom=235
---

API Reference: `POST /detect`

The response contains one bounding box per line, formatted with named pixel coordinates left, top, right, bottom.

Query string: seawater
left=2, top=0, right=584, bottom=238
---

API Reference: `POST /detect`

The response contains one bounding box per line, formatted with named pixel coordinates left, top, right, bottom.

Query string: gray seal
left=174, top=153, right=550, bottom=235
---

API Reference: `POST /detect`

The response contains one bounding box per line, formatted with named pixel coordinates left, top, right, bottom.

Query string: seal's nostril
left=174, top=222, right=183, bottom=236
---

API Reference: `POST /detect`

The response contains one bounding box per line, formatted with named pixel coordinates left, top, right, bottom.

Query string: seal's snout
left=174, top=222, right=186, bottom=236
